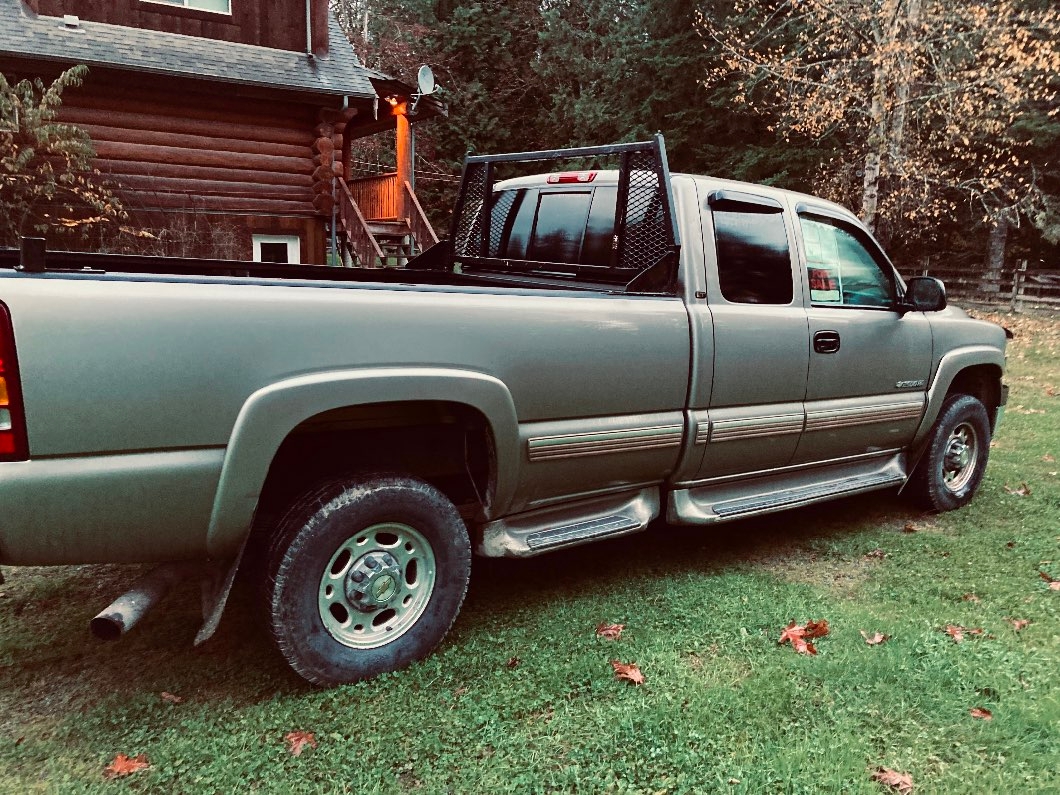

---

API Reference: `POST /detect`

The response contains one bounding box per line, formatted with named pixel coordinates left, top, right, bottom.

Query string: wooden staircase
left=335, top=173, right=439, bottom=269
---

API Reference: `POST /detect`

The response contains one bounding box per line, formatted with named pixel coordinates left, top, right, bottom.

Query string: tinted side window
left=800, top=215, right=894, bottom=308
left=712, top=206, right=793, bottom=304
left=582, top=186, right=617, bottom=267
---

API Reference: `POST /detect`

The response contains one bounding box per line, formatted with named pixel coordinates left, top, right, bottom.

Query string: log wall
left=59, top=82, right=328, bottom=262
left=31, top=0, right=329, bottom=54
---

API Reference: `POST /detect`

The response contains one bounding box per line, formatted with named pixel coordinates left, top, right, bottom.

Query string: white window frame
left=252, top=234, right=301, bottom=265
left=142, top=0, right=232, bottom=15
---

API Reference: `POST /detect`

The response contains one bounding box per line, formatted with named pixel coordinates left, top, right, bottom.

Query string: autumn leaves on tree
left=0, top=66, right=124, bottom=247
left=698, top=0, right=1060, bottom=269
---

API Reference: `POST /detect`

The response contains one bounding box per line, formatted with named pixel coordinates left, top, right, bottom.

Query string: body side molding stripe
left=527, top=424, right=683, bottom=462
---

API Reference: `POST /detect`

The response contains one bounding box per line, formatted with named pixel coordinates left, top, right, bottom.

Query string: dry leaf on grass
left=595, top=623, right=625, bottom=641
left=865, top=548, right=887, bottom=560
left=871, top=766, right=913, bottom=793
left=779, top=619, right=829, bottom=655
left=506, top=656, right=520, bottom=669
left=902, top=522, right=918, bottom=533
left=284, top=731, right=317, bottom=757
left=962, top=593, right=981, bottom=603
left=1038, top=571, right=1060, bottom=590
left=943, top=624, right=983, bottom=643
left=860, top=630, right=889, bottom=645
left=103, top=753, right=150, bottom=779
left=1004, top=483, right=1032, bottom=496
left=1007, top=618, right=1030, bottom=631
left=970, top=707, right=993, bottom=720
left=1043, top=454, right=1056, bottom=463
left=611, top=660, right=645, bottom=685
left=160, top=691, right=183, bottom=704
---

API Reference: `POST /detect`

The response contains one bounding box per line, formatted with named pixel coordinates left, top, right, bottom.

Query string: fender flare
left=910, top=345, right=1005, bottom=450
left=204, top=367, right=520, bottom=558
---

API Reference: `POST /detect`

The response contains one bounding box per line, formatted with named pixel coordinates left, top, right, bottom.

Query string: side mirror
left=899, top=276, right=947, bottom=314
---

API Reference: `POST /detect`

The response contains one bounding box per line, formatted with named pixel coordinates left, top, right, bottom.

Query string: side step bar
left=477, top=487, right=659, bottom=557
left=668, top=453, right=907, bottom=525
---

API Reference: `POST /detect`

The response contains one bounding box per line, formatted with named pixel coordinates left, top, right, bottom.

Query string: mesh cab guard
left=415, top=135, right=681, bottom=293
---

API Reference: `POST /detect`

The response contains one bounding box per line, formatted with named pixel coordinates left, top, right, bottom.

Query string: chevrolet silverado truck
left=0, top=137, right=1008, bottom=686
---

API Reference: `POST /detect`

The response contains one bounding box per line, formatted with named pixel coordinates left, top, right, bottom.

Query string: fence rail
left=900, top=261, right=1060, bottom=311
left=346, top=172, right=400, bottom=221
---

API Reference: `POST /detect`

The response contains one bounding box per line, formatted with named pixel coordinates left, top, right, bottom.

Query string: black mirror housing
left=902, top=276, right=947, bottom=313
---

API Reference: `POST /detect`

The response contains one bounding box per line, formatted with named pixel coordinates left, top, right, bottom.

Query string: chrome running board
left=668, top=453, right=907, bottom=524
left=477, top=487, right=659, bottom=557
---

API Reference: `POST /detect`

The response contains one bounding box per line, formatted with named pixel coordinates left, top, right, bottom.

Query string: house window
left=253, top=235, right=300, bottom=264
left=145, top=0, right=232, bottom=13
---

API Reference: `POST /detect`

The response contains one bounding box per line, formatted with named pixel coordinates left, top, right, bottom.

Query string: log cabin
left=0, top=0, right=443, bottom=265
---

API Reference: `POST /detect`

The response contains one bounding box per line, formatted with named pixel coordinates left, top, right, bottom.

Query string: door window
left=711, top=205, right=794, bottom=305
left=799, top=215, right=895, bottom=308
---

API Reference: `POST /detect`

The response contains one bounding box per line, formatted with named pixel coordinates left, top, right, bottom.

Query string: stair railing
left=337, top=178, right=385, bottom=268
left=403, top=180, right=439, bottom=255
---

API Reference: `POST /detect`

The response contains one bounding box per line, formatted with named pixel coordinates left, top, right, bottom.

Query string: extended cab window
left=799, top=214, right=895, bottom=308
left=711, top=202, right=793, bottom=305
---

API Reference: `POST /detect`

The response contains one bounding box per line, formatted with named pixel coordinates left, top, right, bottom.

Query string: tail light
left=0, top=302, right=29, bottom=460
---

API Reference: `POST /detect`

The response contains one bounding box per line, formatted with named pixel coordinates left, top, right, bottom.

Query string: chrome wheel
left=941, top=421, right=978, bottom=493
left=318, top=522, right=437, bottom=649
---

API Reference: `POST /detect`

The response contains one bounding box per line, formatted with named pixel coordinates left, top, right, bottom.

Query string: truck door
left=791, top=209, right=932, bottom=464
left=689, top=190, right=809, bottom=480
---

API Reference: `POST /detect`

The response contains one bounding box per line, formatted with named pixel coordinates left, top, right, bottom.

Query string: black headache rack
left=410, top=134, right=682, bottom=293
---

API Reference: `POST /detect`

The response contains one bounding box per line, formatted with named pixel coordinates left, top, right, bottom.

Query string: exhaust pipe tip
left=90, top=613, right=125, bottom=641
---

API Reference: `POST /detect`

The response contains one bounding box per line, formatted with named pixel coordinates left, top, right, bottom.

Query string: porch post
left=395, top=109, right=412, bottom=220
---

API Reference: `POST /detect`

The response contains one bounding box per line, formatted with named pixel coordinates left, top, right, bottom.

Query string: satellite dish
left=417, top=65, right=436, bottom=96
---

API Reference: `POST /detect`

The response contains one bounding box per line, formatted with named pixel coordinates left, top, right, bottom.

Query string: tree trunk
left=982, top=215, right=1010, bottom=295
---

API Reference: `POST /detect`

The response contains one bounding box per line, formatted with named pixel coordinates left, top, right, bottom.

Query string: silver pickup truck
left=0, top=138, right=1008, bottom=685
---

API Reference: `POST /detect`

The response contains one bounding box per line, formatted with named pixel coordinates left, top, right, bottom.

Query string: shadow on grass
left=0, top=488, right=923, bottom=718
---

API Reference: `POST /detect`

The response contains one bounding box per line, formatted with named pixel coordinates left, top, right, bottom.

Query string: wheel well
left=255, top=401, right=495, bottom=523
left=947, top=365, right=1003, bottom=430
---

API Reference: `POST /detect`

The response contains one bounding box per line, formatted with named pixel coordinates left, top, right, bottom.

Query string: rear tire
left=264, top=475, right=471, bottom=686
left=908, top=394, right=991, bottom=512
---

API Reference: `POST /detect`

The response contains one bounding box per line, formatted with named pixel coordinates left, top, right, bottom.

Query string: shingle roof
left=0, top=0, right=376, bottom=99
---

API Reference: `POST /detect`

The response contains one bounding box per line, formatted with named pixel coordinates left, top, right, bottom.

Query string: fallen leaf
left=962, top=593, right=981, bottom=603
left=611, top=660, right=645, bottom=685
left=1007, top=618, right=1030, bottom=630
left=1043, top=454, right=1056, bottom=463
left=970, top=706, right=993, bottom=720
left=870, top=766, right=913, bottom=793
left=860, top=630, right=889, bottom=645
left=160, top=691, right=183, bottom=704
left=865, top=548, right=887, bottom=560
left=945, top=624, right=965, bottom=643
left=596, top=623, right=625, bottom=641
left=1051, top=582, right=1060, bottom=591
left=804, top=619, right=829, bottom=639
left=284, top=731, right=317, bottom=757
left=506, top=656, right=520, bottom=669
left=103, top=754, right=150, bottom=779
left=902, top=522, right=918, bottom=533
left=1003, top=483, right=1031, bottom=496
left=779, top=620, right=825, bottom=655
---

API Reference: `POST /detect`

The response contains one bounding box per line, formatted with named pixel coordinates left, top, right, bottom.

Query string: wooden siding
left=55, top=79, right=330, bottom=261
left=31, top=0, right=329, bottom=53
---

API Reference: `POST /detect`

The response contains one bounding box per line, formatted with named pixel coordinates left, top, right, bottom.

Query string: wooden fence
left=900, top=261, right=1060, bottom=311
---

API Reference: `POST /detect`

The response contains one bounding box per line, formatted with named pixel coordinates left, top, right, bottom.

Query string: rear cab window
left=489, top=186, right=618, bottom=268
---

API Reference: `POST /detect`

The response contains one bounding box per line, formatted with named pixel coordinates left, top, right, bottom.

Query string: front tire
left=908, top=394, right=991, bottom=512
left=264, top=475, right=471, bottom=686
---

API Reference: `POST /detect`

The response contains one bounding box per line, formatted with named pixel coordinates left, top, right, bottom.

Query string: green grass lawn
left=2, top=311, right=1058, bottom=794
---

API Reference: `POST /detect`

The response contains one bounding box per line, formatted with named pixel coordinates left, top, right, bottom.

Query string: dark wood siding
left=57, top=78, right=327, bottom=262
left=32, top=0, right=329, bottom=53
